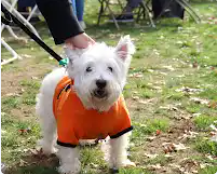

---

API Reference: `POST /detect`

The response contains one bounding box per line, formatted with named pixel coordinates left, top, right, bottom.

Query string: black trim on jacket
left=110, top=126, right=133, bottom=139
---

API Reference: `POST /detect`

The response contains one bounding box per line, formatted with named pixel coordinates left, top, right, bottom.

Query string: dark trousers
left=152, top=0, right=184, bottom=19
left=17, top=0, right=36, bottom=18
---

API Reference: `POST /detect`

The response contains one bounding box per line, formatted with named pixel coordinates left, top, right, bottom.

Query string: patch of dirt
left=10, top=107, right=37, bottom=121
left=1, top=58, right=54, bottom=96
left=1, top=58, right=55, bottom=122
left=4, top=152, right=59, bottom=174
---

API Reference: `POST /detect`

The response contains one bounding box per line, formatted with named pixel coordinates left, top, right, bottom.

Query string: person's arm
left=36, top=0, right=84, bottom=45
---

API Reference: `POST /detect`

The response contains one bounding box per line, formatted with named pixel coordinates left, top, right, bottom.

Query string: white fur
left=36, top=36, right=135, bottom=174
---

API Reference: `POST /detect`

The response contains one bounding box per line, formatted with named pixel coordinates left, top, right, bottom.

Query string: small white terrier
left=36, top=36, right=136, bottom=174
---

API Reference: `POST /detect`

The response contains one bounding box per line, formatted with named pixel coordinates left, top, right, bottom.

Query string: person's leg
left=125, top=0, right=142, bottom=13
left=113, top=0, right=142, bottom=23
left=76, top=0, right=84, bottom=22
left=152, top=0, right=164, bottom=19
left=71, top=0, right=77, bottom=17
left=75, top=0, right=86, bottom=29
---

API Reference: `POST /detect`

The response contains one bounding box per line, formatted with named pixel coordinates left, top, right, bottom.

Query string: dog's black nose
left=96, top=79, right=107, bottom=89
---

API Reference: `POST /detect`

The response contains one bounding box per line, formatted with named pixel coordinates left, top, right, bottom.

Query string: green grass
left=198, top=166, right=217, bottom=174
left=194, top=138, right=217, bottom=156
left=194, top=115, right=217, bottom=131
left=132, top=118, right=169, bottom=144
left=142, top=119, right=170, bottom=134
left=1, top=112, right=40, bottom=163
left=119, top=168, right=153, bottom=174
left=1, top=1, right=217, bottom=174
left=2, top=96, right=21, bottom=110
left=146, top=154, right=171, bottom=166
left=19, top=79, right=41, bottom=105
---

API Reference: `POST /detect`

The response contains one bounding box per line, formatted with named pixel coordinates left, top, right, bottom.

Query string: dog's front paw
left=58, top=164, right=81, bottom=174
left=37, top=139, right=57, bottom=155
left=122, top=159, right=136, bottom=168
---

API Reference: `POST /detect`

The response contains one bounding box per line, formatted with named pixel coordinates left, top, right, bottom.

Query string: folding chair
left=97, top=0, right=155, bottom=29
left=155, top=0, right=200, bottom=23
left=1, top=0, right=40, bottom=66
left=135, top=0, right=155, bottom=27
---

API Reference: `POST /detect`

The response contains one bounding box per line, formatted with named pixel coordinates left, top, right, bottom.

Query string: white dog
left=36, top=36, right=135, bottom=174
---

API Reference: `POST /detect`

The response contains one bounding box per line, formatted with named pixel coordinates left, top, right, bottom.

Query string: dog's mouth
left=92, top=89, right=108, bottom=99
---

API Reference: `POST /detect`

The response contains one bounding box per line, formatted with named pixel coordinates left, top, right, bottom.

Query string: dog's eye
left=108, top=67, right=113, bottom=72
left=86, top=67, right=92, bottom=72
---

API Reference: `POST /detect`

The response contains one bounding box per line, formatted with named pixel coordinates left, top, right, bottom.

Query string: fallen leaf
left=129, top=72, right=143, bottom=78
left=156, top=130, right=161, bottom=136
left=19, top=127, right=31, bottom=135
left=147, top=136, right=156, bottom=142
left=5, top=93, right=21, bottom=97
left=159, top=105, right=179, bottom=111
left=178, top=131, right=199, bottom=141
left=162, top=143, right=190, bottom=153
left=31, top=76, right=39, bottom=80
left=210, top=124, right=217, bottom=131
left=192, top=62, right=199, bottom=68
left=173, top=143, right=190, bottom=151
left=162, top=65, right=175, bottom=71
left=208, top=101, right=217, bottom=109
left=21, top=54, right=32, bottom=58
left=179, top=159, right=199, bottom=174
left=147, top=163, right=162, bottom=170
left=147, top=69, right=154, bottom=73
left=153, top=49, right=160, bottom=56
left=210, top=124, right=217, bottom=142
left=190, top=97, right=209, bottom=105
left=133, top=91, right=138, bottom=95
left=176, top=87, right=203, bottom=95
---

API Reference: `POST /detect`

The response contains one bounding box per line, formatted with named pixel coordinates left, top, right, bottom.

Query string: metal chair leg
left=106, top=1, right=120, bottom=29
left=2, top=0, right=41, bottom=38
left=140, top=1, right=155, bottom=27
left=97, top=0, right=104, bottom=26
left=176, top=0, right=201, bottom=23
left=1, top=39, right=20, bottom=66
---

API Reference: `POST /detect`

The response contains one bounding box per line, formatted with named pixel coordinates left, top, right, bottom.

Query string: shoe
left=109, top=14, right=134, bottom=23
left=79, top=21, right=86, bottom=29
left=162, top=9, right=179, bottom=19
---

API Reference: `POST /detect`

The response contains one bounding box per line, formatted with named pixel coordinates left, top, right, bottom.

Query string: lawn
left=1, top=0, right=217, bottom=174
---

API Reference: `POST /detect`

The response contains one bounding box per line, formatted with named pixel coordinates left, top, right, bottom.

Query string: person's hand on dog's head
left=65, top=33, right=95, bottom=50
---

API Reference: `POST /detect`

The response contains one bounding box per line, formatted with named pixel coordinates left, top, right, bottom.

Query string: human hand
left=65, top=33, right=95, bottom=49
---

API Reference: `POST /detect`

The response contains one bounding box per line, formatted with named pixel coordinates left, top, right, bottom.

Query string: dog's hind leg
left=36, top=68, right=67, bottom=155
left=36, top=93, right=57, bottom=155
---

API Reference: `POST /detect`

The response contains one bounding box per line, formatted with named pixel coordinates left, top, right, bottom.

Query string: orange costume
left=53, top=77, right=133, bottom=148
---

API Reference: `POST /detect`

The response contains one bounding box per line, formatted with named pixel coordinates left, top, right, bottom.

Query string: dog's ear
left=64, top=46, right=83, bottom=64
left=115, top=35, right=135, bottom=61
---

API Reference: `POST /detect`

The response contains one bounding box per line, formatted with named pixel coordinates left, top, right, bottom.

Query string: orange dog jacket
left=53, top=76, right=133, bottom=148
